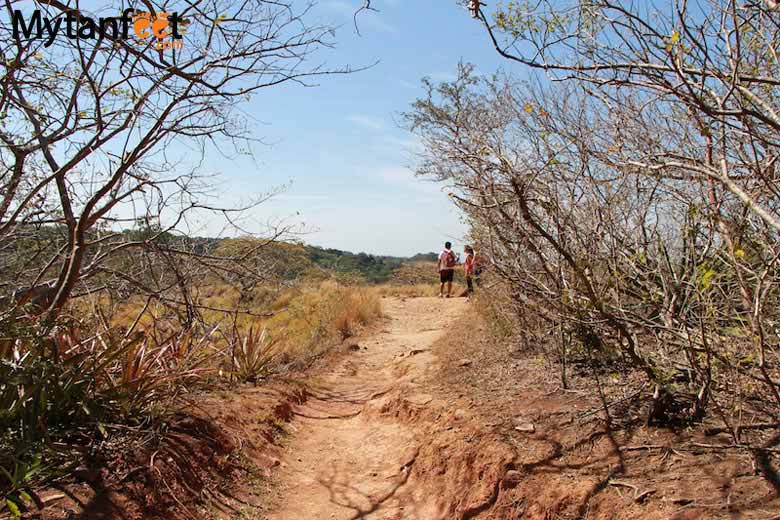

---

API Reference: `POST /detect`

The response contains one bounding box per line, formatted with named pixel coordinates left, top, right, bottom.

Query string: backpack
left=443, top=250, right=457, bottom=269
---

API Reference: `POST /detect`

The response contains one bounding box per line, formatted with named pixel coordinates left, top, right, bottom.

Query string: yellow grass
left=264, top=281, right=383, bottom=360
left=93, top=280, right=385, bottom=373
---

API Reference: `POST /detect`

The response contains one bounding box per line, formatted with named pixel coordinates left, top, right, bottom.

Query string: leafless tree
left=0, top=0, right=350, bottom=325
left=405, top=63, right=780, bottom=441
left=479, top=0, right=780, bottom=231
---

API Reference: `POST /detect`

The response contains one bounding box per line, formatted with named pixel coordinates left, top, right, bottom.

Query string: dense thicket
left=406, top=0, right=780, bottom=437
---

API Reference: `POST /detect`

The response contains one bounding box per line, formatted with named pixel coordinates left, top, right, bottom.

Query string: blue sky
left=196, top=0, right=512, bottom=256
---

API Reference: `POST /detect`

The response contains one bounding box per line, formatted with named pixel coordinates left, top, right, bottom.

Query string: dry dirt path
left=265, top=296, right=466, bottom=520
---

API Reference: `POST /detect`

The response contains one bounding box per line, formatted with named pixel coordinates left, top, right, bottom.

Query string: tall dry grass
left=92, top=280, right=385, bottom=376
left=264, top=282, right=383, bottom=364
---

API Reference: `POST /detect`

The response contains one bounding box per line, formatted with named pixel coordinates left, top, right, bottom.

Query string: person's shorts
left=440, top=269, right=454, bottom=283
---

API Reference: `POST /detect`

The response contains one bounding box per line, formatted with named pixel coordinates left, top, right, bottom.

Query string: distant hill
left=215, top=239, right=438, bottom=284
left=0, top=225, right=437, bottom=291
left=304, top=246, right=419, bottom=284
left=408, top=252, right=438, bottom=262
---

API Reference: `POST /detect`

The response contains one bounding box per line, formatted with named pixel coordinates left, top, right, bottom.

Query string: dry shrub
left=269, top=282, right=383, bottom=360
left=1, top=280, right=386, bottom=512
left=333, top=313, right=354, bottom=340
left=390, top=261, right=440, bottom=285
left=406, top=63, right=780, bottom=428
left=470, top=282, right=515, bottom=341
left=270, top=288, right=297, bottom=311
left=328, top=286, right=379, bottom=339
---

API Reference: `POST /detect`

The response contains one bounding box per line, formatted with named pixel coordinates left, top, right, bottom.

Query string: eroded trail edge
left=265, top=297, right=465, bottom=520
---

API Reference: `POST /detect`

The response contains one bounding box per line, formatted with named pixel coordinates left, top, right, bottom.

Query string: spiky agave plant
left=109, top=322, right=223, bottom=415
left=0, top=321, right=135, bottom=518
left=0, top=317, right=225, bottom=517
left=229, top=326, right=282, bottom=383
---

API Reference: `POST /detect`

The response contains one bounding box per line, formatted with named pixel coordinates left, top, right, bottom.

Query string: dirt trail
left=265, top=297, right=466, bottom=520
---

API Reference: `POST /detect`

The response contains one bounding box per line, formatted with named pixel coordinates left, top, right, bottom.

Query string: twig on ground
left=578, top=388, right=644, bottom=420
left=704, top=422, right=780, bottom=436
left=609, top=479, right=656, bottom=502
left=619, top=445, right=668, bottom=451
left=689, top=442, right=780, bottom=453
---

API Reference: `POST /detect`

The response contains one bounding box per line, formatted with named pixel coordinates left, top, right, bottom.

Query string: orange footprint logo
left=133, top=11, right=182, bottom=49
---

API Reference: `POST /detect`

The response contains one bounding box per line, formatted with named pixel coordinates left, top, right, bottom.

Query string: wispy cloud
left=398, top=78, right=420, bottom=90
left=426, top=71, right=457, bottom=82
left=383, top=135, right=423, bottom=153
left=348, top=114, right=385, bottom=131
left=374, top=166, right=446, bottom=198
left=275, top=194, right=330, bottom=202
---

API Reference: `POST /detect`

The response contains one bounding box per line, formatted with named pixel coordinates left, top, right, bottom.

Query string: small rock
left=458, top=359, right=473, bottom=367
left=514, top=423, right=535, bottom=433
left=454, top=408, right=468, bottom=420
left=347, top=343, right=361, bottom=351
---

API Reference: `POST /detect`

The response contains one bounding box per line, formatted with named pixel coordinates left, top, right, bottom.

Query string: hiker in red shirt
left=437, top=241, right=458, bottom=298
left=463, top=245, right=476, bottom=301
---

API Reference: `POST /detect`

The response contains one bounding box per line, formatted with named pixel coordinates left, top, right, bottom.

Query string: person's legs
left=441, top=269, right=453, bottom=297
left=439, top=281, right=445, bottom=297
